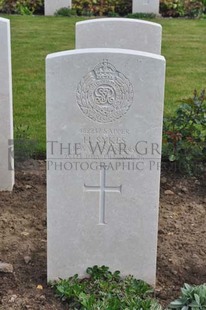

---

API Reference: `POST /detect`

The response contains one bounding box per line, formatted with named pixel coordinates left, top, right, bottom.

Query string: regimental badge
left=76, top=60, right=134, bottom=123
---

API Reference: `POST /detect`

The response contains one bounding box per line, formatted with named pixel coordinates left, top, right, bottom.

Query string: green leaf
left=181, top=306, right=189, bottom=310
left=169, top=154, right=176, bottom=162
left=184, top=284, right=192, bottom=291
left=194, top=293, right=200, bottom=305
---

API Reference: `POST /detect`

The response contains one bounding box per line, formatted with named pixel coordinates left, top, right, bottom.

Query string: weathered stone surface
left=0, top=18, right=14, bottom=191
left=76, top=18, right=162, bottom=55
left=46, top=48, right=165, bottom=285
left=133, top=0, right=160, bottom=14
left=44, top=0, right=72, bottom=16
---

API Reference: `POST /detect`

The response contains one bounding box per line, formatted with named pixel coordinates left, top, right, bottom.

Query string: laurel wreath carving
left=76, top=60, right=134, bottom=124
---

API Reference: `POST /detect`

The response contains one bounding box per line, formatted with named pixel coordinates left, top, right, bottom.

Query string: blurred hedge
left=72, top=0, right=131, bottom=16
left=0, top=0, right=44, bottom=14
left=0, top=0, right=205, bottom=18
left=160, top=0, right=206, bottom=17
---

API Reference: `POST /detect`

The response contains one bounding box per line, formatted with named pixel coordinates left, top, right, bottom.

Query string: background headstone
left=132, top=0, right=160, bottom=14
left=76, top=18, right=162, bottom=55
left=45, top=0, right=72, bottom=16
left=0, top=18, right=14, bottom=191
left=47, top=48, right=165, bottom=285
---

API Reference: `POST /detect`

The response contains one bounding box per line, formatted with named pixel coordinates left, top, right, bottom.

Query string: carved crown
left=94, top=60, right=116, bottom=80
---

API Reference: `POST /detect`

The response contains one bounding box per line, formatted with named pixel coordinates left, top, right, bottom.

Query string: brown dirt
left=0, top=160, right=206, bottom=309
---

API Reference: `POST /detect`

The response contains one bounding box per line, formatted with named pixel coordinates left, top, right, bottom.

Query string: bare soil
left=0, top=160, right=206, bottom=309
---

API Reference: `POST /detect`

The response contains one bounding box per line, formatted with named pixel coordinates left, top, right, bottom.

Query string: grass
left=0, top=15, right=206, bottom=154
left=4, top=15, right=85, bottom=153
left=159, top=18, right=206, bottom=115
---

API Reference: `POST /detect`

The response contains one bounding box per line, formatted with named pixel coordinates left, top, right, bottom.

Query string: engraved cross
left=84, top=169, right=122, bottom=225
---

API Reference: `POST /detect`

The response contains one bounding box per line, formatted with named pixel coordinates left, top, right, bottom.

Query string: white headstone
left=133, top=0, right=160, bottom=14
left=0, top=18, right=14, bottom=191
left=47, top=48, right=165, bottom=285
left=45, top=0, right=72, bottom=16
left=76, top=18, right=162, bottom=55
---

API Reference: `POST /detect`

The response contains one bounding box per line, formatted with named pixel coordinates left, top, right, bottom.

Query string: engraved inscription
left=84, top=169, right=122, bottom=224
left=76, top=60, right=134, bottom=123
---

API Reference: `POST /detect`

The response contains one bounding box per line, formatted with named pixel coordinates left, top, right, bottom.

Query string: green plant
left=0, top=0, right=43, bottom=14
left=114, top=0, right=132, bottom=16
left=52, top=265, right=162, bottom=309
left=127, top=12, right=156, bottom=19
left=16, top=1, right=33, bottom=15
left=55, top=7, right=77, bottom=16
left=169, top=283, right=206, bottom=309
left=160, top=0, right=206, bottom=17
left=160, top=0, right=185, bottom=17
left=184, top=0, right=205, bottom=17
left=107, top=10, right=119, bottom=16
left=86, top=265, right=121, bottom=280
left=163, top=90, right=206, bottom=176
left=72, top=0, right=131, bottom=16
